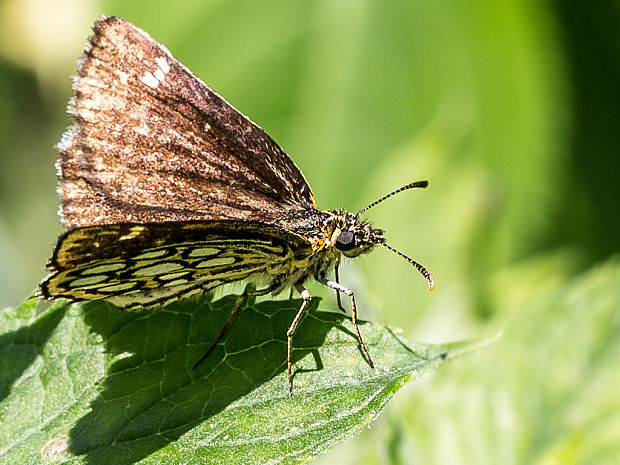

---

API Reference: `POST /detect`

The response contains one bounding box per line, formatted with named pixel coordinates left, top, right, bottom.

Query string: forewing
left=60, top=16, right=315, bottom=229
left=40, top=221, right=313, bottom=309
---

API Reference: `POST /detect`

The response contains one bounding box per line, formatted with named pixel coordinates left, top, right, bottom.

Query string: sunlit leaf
left=0, top=294, right=479, bottom=464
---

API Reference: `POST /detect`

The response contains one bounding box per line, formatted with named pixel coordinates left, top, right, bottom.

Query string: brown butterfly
left=39, top=16, right=435, bottom=394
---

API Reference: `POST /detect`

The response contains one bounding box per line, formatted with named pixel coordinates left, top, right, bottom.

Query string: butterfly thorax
left=275, top=208, right=385, bottom=287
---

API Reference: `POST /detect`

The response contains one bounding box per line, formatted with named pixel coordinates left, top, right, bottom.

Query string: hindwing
left=40, top=221, right=313, bottom=309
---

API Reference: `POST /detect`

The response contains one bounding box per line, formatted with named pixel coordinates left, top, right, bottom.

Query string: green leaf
left=0, top=295, right=479, bottom=464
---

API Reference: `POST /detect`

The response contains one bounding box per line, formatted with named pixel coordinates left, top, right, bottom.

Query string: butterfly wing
left=40, top=220, right=313, bottom=309
left=60, top=16, right=315, bottom=230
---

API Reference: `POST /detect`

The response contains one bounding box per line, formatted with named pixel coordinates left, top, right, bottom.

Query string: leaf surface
left=0, top=295, right=478, bottom=464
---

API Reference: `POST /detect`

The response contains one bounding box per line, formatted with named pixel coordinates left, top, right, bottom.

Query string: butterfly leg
left=334, top=264, right=346, bottom=313
left=287, top=285, right=312, bottom=395
left=320, top=279, right=374, bottom=369
left=193, top=285, right=274, bottom=370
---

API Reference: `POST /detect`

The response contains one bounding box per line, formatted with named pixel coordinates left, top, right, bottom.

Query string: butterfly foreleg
left=193, top=284, right=276, bottom=370
left=319, top=279, right=374, bottom=370
left=287, top=285, right=312, bottom=395
left=334, top=264, right=346, bottom=313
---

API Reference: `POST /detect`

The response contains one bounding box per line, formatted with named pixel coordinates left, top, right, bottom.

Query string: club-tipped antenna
left=357, top=180, right=429, bottom=216
left=381, top=242, right=435, bottom=291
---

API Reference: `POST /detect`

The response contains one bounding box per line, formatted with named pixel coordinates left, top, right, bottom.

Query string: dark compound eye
left=335, top=230, right=356, bottom=251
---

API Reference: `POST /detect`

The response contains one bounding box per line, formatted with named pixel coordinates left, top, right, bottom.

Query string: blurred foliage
left=324, top=257, right=620, bottom=465
left=0, top=0, right=618, bottom=464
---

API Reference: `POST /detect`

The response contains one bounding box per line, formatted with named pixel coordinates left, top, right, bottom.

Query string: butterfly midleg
left=320, top=279, right=374, bottom=369
left=193, top=284, right=275, bottom=370
left=287, top=284, right=312, bottom=395
left=334, top=264, right=346, bottom=313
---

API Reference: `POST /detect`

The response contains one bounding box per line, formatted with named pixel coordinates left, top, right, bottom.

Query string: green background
left=0, top=0, right=618, bottom=464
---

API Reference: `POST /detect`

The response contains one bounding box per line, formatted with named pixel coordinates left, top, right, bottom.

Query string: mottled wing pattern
left=60, top=16, right=315, bottom=230
left=40, top=221, right=313, bottom=309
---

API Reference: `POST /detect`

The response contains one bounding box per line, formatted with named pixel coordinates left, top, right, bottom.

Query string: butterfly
left=38, top=16, right=435, bottom=394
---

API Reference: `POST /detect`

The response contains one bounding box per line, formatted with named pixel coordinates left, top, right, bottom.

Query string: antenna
left=357, top=180, right=429, bottom=216
left=381, top=242, right=435, bottom=291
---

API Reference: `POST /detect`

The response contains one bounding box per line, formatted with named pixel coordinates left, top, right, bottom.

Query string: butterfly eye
left=335, top=230, right=356, bottom=251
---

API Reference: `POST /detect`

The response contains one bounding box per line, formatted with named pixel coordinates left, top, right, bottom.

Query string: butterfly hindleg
left=287, top=285, right=312, bottom=395
left=320, top=279, right=374, bottom=370
left=334, top=264, right=346, bottom=313
left=193, top=284, right=276, bottom=370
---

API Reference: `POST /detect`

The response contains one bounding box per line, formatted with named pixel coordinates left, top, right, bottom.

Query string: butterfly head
left=333, top=212, right=384, bottom=258
left=332, top=180, right=436, bottom=291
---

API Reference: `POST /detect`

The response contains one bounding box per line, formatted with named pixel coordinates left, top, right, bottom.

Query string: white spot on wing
left=188, top=247, right=219, bottom=258
left=196, top=257, right=236, bottom=268
left=69, top=275, right=108, bottom=288
left=134, top=249, right=168, bottom=260
left=159, top=273, right=188, bottom=281
left=154, top=68, right=166, bottom=82
left=155, top=56, right=170, bottom=73
left=99, top=282, right=138, bottom=293
left=82, top=263, right=126, bottom=275
left=163, top=279, right=191, bottom=287
left=133, top=262, right=184, bottom=277
left=116, top=70, right=129, bottom=85
left=140, top=72, right=159, bottom=88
